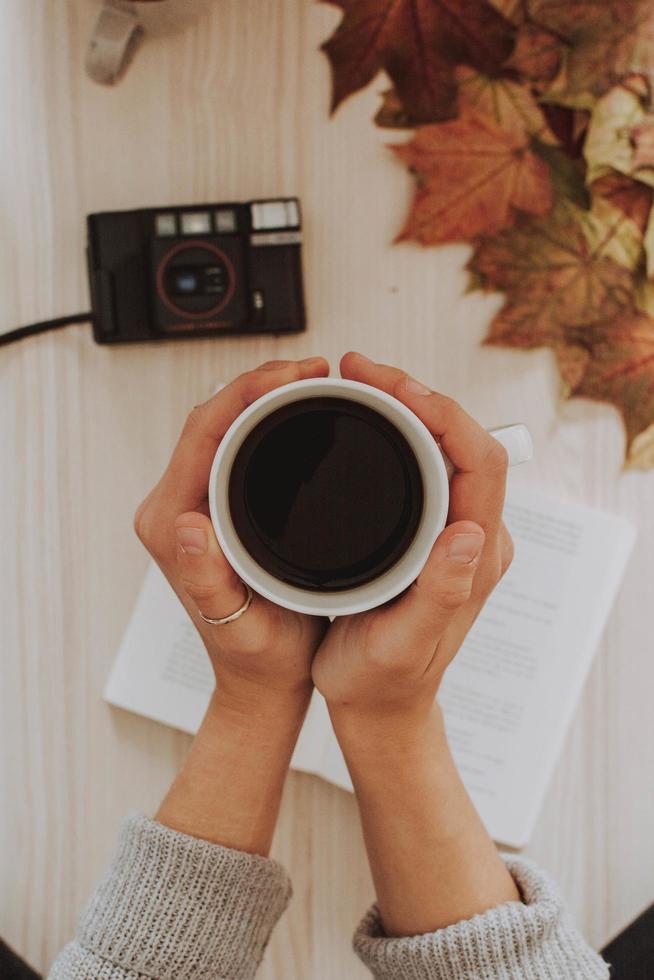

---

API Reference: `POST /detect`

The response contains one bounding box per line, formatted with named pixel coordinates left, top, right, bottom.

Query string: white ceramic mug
left=209, top=378, right=532, bottom=617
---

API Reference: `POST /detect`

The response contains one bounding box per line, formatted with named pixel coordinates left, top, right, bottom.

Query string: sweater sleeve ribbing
left=47, top=814, right=291, bottom=980
left=353, top=855, right=609, bottom=980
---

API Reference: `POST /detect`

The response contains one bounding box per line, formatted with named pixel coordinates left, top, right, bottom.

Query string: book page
left=106, top=487, right=634, bottom=847
left=293, top=487, right=634, bottom=845
left=439, top=489, right=634, bottom=844
left=105, top=563, right=213, bottom=734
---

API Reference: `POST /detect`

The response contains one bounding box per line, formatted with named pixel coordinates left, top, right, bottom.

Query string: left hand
left=134, top=357, right=330, bottom=709
left=310, top=355, right=520, bottom=937
left=312, top=353, right=514, bottom=728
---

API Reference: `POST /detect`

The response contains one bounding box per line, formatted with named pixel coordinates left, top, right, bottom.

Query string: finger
left=397, top=378, right=507, bottom=576
left=165, top=356, right=330, bottom=512
left=428, top=524, right=511, bottom=660
left=380, top=521, right=485, bottom=653
left=340, top=351, right=405, bottom=391
left=393, top=376, right=508, bottom=478
left=175, top=511, right=253, bottom=623
left=341, top=352, right=508, bottom=549
left=341, top=352, right=508, bottom=476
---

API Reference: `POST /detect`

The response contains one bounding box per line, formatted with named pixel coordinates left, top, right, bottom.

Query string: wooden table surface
left=2, top=1, right=653, bottom=975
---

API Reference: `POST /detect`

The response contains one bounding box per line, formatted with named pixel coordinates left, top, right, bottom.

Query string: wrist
left=331, top=698, right=520, bottom=936
left=156, top=685, right=310, bottom=856
left=210, top=669, right=313, bottom=725
left=207, top=680, right=312, bottom=744
left=329, top=699, right=450, bottom=775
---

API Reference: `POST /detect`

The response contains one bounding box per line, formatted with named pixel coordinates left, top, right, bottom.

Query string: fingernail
left=447, top=533, right=484, bottom=564
left=176, top=526, right=207, bottom=555
left=300, top=356, right=324, bottom=367
left=353, top=352, right=373, bottom=364
left=404, top=376, right=431, bottom=395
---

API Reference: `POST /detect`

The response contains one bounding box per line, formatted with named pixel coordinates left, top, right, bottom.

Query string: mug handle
left=441, top=423, right=533, bottom=478
left=85, top=0, right=144, bottom=86
left=488, top=423, right=533, bottom=467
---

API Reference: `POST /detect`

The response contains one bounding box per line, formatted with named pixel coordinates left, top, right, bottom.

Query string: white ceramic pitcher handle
left=441, top=423, right=533, bottom=478
left=85, top=1, right=143, bottom=86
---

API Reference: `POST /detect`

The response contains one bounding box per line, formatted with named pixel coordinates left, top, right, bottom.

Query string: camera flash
left=156, top=213, right=177, bottom=236
left=251, top=200, right=288, bottom=230
left=215, top=209, right=237, bottom=233
left=181, top=212, right=211, bottom=235
left=285, top=200, right=300, bottom=227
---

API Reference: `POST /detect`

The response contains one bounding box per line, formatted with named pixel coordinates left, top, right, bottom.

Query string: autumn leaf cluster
left=321, top=0, right=654, bottom=468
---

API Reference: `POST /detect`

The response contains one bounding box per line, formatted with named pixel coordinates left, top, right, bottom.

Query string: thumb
left=390, top=520, right=485, bottom=640
left=175, top=512, right=251, bottom=623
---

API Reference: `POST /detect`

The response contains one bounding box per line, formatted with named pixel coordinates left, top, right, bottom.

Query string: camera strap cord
left=0, top=313, right=93, bottom=348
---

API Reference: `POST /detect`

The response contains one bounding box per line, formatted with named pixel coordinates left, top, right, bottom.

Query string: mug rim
left=208, top=378, right=450, bottom=616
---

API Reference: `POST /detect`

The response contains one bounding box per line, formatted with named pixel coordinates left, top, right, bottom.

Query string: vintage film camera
left=87, top=198, right=306, bottom=343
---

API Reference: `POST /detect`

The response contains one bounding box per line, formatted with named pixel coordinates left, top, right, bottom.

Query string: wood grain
left=1, top=1, right=653, bottom=975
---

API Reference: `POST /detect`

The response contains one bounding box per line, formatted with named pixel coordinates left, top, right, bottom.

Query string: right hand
left=312, top=353, right=514, bottom=729
left=134, top=357, right=330, bottom=708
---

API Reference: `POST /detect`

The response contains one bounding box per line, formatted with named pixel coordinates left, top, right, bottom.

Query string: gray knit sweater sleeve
left=47, top=814, right=292, bottom=980
left=354, top=855, right=609, bottom=980
left=47, top=814, right=609, bottom=980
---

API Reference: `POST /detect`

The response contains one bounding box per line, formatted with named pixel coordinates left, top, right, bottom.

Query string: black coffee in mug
left=228, top=397, right=424, bottom=592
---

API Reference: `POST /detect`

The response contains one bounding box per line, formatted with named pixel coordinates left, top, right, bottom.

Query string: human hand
left=312, top=352, right=514, bottom=735
left=311, top=354, right=519, bottom=933
left=134, top=357, right=330, bottom=712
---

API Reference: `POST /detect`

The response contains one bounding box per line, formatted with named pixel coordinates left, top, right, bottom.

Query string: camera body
left=86, top=199, right=306, bottom=343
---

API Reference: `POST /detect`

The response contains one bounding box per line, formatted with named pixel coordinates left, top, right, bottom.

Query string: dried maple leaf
left=554, top=343, right=591, bottom=388
left=643, top=207, right=654, bottom=278
left=488, top=0, right=563, bottom=82
left=527, top=1, right=654, bottom=108
left=321, top=0, right=515, bottom=125
left=378, top=66, right=559, bottom=135
left=469, top=199, right=641, bottom=347
left=456, top=67, right=556, bottom=141
left=584, top=80, right=654, bottom=270
left=531, top=140, right=589, bottom=208
left=375, top=88, right=415, bottom=129
left=540, top=104, right=589, bottom=159
left=392, top=108, right=553, bottom=244
left=592, top=171, right=653, bottom=234
left=627, top=420, right=654, bottom=467
left=566, top=309, right=654, bottom=457
left=506, top=23, right=562, bottom=84
left=487, top=0, right=524, bottom=20
left=583, top=78, right=654, bottom=186
left=632, top=120, right=654, bottom=172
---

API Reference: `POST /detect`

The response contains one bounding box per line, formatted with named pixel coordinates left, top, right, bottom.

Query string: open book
left=105, top=486, right=634, bottom=848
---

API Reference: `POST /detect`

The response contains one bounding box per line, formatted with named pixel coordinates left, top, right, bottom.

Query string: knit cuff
left=78, top=814, right=291, bottom=980
left=354, top=856, right=609, bottom=980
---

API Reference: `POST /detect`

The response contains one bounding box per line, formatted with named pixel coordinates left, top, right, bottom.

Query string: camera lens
left=173, top=270, right=199, bottom=294
left=158, top=243, right=235, bottom=319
